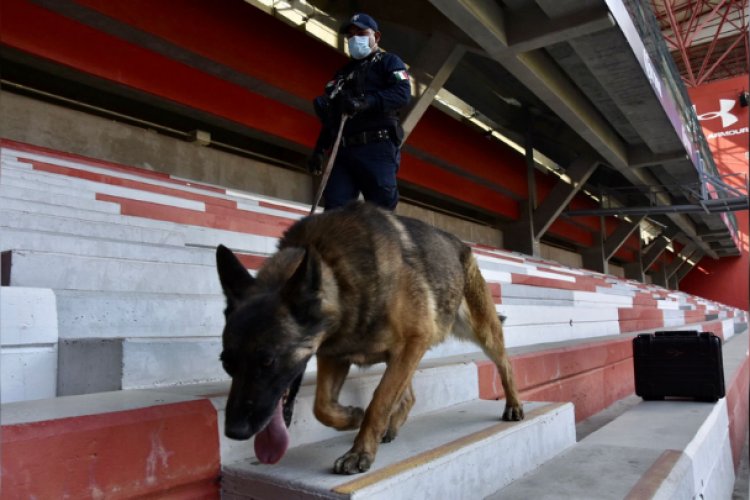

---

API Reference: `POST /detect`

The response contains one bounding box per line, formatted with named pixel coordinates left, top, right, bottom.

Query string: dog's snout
left=225, top=419, right=253, bottom=440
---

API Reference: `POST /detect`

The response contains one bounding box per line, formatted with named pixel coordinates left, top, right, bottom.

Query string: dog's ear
left=281, top=248, right=322, bottom=324
left=216, top=245, right=256, bottom=309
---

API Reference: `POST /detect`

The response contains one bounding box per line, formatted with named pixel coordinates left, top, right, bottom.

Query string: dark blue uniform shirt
left=316, top=50, right=411, bottom=148
left=313, top=49, right=411, bottom=211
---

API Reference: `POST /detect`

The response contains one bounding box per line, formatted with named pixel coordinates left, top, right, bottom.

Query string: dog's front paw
left=333, top=450, right=373, bottom=474
left=502, top=404, right=524, bottom=421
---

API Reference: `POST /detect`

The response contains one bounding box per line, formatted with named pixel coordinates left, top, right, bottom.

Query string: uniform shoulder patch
left=393, top=70, right=410, bottom=81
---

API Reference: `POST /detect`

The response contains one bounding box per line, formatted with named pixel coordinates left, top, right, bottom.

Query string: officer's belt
left=341, top=129, right=390, bottom=148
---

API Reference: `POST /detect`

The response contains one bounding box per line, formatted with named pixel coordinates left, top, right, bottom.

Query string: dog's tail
left=461, top=250, right=504, bottom=352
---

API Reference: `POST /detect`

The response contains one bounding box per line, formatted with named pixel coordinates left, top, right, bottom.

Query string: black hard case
left=633, top=330, right=725, bottom=402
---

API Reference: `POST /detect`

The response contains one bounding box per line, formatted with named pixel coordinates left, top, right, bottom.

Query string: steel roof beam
left=505, top=6, right=615, bottom=53
left=604, top=216, right=644, bottom=260
left=428, top=0, right=719, bottom=259
left=674, top=249, right=704, bottom=285
left=643, top=228, right=681, bottom=271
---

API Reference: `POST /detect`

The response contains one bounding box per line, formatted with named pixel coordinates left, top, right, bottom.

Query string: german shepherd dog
left=216, top=202, right=523, bottom=474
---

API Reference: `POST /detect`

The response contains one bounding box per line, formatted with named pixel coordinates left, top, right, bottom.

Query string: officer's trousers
left=323, top=140, right=399, bottom=211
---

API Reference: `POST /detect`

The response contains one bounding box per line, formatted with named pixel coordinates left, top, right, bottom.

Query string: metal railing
left=621, top=0, right=741, bottom=237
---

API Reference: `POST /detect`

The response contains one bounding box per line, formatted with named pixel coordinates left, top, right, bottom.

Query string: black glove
left=307, top=151, right=325, bottom=176
left=343, top=96, right=371, bottom=116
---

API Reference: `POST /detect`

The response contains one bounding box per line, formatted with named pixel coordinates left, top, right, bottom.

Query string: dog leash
left=309, top=114, right=348, bottom=216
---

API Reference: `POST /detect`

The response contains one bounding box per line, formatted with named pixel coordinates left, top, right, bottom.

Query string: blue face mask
left=348, top=35, right=372, bottom=60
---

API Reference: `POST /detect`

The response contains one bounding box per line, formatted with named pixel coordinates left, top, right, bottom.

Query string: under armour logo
left=696, top=99, right=739, bottom=128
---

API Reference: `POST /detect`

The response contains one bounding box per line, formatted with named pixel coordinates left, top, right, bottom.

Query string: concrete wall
left=0, top=91, right=311, bottom=203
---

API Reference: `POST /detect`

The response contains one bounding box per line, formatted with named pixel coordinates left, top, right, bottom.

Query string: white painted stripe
left=663, top=310, right=686, bottom=327
left=2, top=151, right=206, bottom=211
left=91, top=179, right=206, bottom=211
left=226, top=188, right=314, bottom=213
left=3, top=148, right=312, bottom=220
left=480, top=269, right=512, bottom=283
left=503, top=321, right=622, bottom=348
left=572, top=291, right=633, bottom=307
left=498, top=304, right=620, bottom=325
left=235, top=201, right=304, bottom=220
left=526, top=268, right=577, bottom=282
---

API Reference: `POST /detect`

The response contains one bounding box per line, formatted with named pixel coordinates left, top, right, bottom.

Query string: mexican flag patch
left=393, top=70, right=410, bottom=81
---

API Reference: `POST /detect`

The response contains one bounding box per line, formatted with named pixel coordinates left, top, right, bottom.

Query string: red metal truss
left=650, top=0, right=749, bottom=86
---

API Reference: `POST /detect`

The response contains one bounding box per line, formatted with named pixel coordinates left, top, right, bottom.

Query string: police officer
left=308, top=13, right=411, bottom=211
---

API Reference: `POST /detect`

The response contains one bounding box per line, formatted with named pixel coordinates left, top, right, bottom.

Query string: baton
left=310, top=114, right=348, bottom=215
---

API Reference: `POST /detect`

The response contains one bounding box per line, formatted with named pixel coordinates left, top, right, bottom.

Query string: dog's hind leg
left=314, top=355, right=364, bottom=430
left=462, top=256, right=524, bottom=421
left=382, top=382, right=415, bottom=443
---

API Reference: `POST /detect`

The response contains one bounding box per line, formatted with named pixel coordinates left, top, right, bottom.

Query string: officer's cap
left=339, top=13, right=378, bottom=34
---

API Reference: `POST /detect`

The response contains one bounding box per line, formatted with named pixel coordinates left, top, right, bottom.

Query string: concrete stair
left=1, top=141, right=747, bottom=403
left=222, top=401, right=575, bottom=500
left=2, top=326, right=747, bottom=498
left=491, top=330, right=749, bottom=499
left=212, top=359, right=483, bottom=464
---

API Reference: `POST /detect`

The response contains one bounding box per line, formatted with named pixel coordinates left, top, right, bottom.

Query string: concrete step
left=0, top=287, right=58, bottom=403
left=1, top=228, right=215, bottom=266
left=4, top=248, right=220, bottom=294
left=207, top=359, right=483, bottom=464
left=2, top=159, right=306, bottom=221
left=221, top=400, right=575, bottom=500
left=0, top=196, right=279, bottom=255
left=490, top=330, right=749, bottom=500
left=54, top=290, right=224, bottom=339
left=0, top=184, right=120, bottom=214
left=500, top=283, right=635, bottom=307
left=0, top=168, right=205, bottom=211
left=0, top=208, right=185, bottom=246
left=57, top=336, right=225, bottom=394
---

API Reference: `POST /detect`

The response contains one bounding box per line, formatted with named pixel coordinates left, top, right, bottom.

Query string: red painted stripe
left=399, top=153, right=520, bottom=218
left=0, top=0, right=318, bottom=148
left=472, top=247, right=526, bottom=264
left=511, top=274, right=598, bottom=292
left=548, top=219, right=594, bottom=247
left=1, top=400, right=220, bottom=499
left=73, top=0, right=339, bottom=102
left=97, top=194, right=293, bottom=238
left=576, top=276, right=614, bottom=289
left=235, top=253, right=268, bottom=271
left=536, top=266, right=579, bottom=278
left=5, top=141, right=171, bottom=181
left=617, top=307, right=665, bottom=332
left=685, top=310, right=708, bottom=324
left=477, top=337, right=634, bottom=422
left=29, top=160, right=237, bottom=208
left=633, top=293, right=658, bottom=307
left=522, top=359, right=634, bottom=422
left=488, top=282, right=502, bottom=304
left=700, top=321, right=724, bottom=339
left=3, top=139, right=226, bottom=194
left=258, top=201, right=310, bottom=216
left=406, top=108, right=528, bottom=198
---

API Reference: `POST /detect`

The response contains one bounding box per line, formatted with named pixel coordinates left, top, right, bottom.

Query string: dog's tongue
left=254, top=399, right=289, bottom=464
